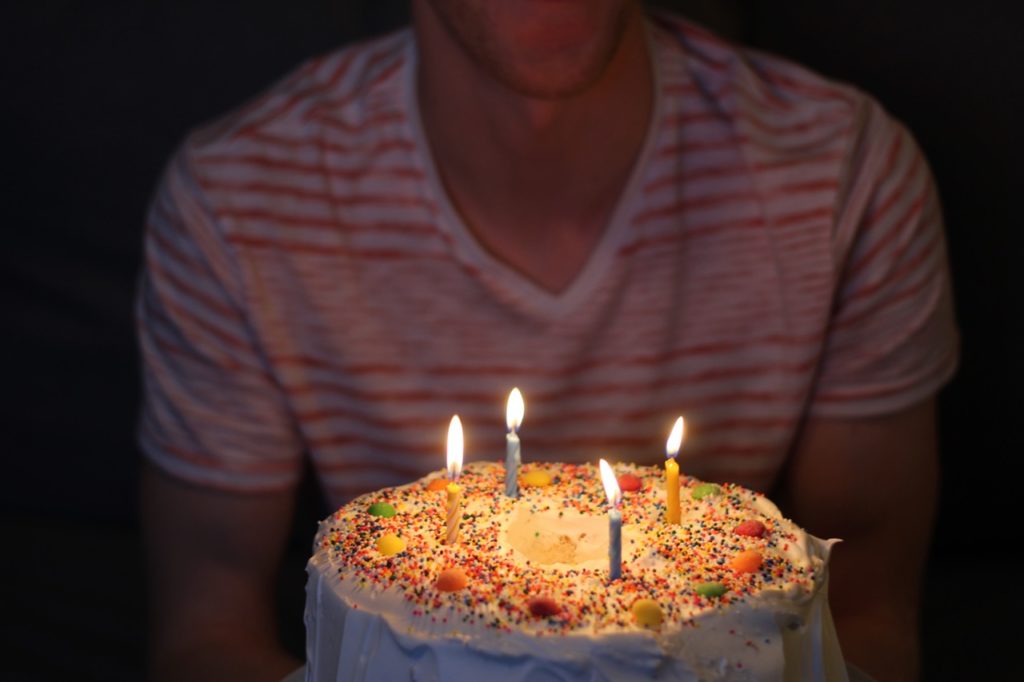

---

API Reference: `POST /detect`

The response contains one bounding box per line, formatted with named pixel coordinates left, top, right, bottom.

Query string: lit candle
left=505, top=388, right=524, bottom=498
left=599, top=458, right=623, bottom=581
left=445, top=415, right=464, bottom=545
left=665, top=416, right=685, bottom=525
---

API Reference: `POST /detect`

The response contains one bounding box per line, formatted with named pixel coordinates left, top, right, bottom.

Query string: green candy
left=691, top=483, right=721, bottom=500
left=695, top=582, right=728, bottom=598
left=367, top=502, right=397, bottom=518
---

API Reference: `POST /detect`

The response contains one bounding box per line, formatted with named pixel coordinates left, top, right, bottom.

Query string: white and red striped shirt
left=137, top=15, right=958, bottom=506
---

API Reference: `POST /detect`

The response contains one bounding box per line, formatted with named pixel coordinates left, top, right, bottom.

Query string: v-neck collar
left=402, top=22, right=665, bottom=320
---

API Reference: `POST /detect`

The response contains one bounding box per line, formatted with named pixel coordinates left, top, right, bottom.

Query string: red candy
left=734, top=520, right=766, bottom=538
left=617, top=473, right=642, bottom=492
left=528, top=596, right=561, bottom=618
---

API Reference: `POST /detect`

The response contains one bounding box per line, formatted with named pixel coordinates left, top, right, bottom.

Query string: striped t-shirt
left=137, top=15, right=959, bottom=506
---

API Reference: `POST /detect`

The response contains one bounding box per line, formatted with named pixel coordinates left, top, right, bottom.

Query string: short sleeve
left=136, top=142, right=303, bottom=491
left=810, top=102, right=960, bottom=417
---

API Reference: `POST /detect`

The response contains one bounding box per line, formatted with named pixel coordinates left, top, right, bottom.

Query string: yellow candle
left=444, top=415, right=464, bottom=545
left=665, top=417, right=685, bottom=525
left=665, top=457, right=680, bottom=525
left=445, top=482, right=462, bottom=545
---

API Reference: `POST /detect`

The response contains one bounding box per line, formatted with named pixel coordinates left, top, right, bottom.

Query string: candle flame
left=447, top=415, right=463, bottom=480
left=665, top=416, right=685, bottom=459
left=599, top=458, right=621, bottom=508
left=506, top=387, right=524, bottom=432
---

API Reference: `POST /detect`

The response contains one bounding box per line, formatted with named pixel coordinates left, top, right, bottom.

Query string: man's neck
left=414, top=4, right=654, bottom=294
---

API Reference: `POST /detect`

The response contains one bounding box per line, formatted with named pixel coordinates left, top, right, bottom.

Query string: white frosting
left=304, top=463, right=849, bottom=681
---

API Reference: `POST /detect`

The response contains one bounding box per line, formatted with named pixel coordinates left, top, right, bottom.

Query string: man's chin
left=481, top=17, right=632, bottom=100
left=488, top=57, right=610, bottom=100
left=421, top=0, right=637, bottom=100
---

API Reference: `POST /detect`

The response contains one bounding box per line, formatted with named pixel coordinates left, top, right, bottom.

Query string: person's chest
left=226, top=194, right=836, bottom=503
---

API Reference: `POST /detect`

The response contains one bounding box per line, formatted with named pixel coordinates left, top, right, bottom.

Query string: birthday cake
left=304, top=461, right=847, bottom=681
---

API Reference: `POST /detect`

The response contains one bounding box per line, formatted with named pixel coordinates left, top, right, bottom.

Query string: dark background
left=1, top=1, right=1019, bottom=679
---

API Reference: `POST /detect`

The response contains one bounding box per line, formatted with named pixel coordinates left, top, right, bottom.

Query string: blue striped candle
left=599, top=459, right=623, bottom=581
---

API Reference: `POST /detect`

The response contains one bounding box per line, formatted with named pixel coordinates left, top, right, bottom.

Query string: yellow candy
left=521, top=470, right=553, bottom=487
left=376, top=533, right=406, bottom=556
left=631, top=599, right=664, bottom=627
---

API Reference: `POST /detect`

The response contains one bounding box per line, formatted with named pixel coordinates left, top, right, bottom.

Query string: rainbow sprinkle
left=314, top=462, right=821, bottom=637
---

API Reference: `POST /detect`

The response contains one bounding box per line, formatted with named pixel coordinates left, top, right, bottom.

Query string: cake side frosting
left=305, top=461, right=848, bottom=681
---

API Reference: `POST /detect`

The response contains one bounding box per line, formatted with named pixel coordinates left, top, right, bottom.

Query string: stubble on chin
left=421, top=0, right=634, bottom=100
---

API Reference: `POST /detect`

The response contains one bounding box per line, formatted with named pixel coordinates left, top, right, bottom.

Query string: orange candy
left=426, top=478, right=449, bottom=491
left=730, top=550, right=763, bottom=574
left=436, top=567, right=468, bottom=592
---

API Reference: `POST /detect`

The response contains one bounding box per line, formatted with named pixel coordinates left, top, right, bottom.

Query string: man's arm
left=778, top=398, right=939, bottom=682
left=141, top=463, right=301, bottom=682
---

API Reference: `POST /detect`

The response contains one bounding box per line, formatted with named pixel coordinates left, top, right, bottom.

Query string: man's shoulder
left=653, top=13, right=872, bottom=133
left=183, top=27, right=414, bottom=161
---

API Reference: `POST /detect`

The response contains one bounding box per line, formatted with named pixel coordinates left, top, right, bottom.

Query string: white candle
left=505, top=388, right=524, bottom=498
left=599, top=458, right=623, bottom=581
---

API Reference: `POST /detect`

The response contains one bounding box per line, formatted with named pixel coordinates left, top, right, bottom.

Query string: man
left=139, top=1, right=957, bottom=680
